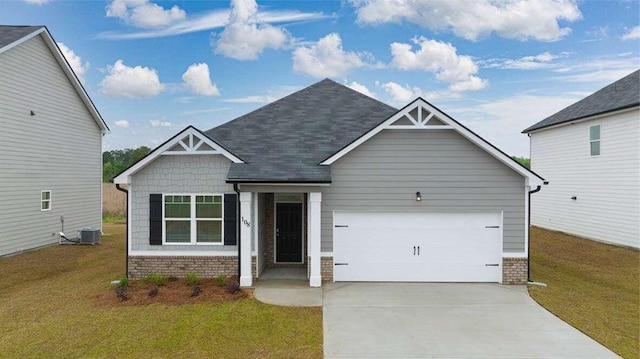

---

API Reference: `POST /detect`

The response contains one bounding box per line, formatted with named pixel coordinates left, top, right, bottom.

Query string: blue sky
left=3, top=0, right=639, bottom=156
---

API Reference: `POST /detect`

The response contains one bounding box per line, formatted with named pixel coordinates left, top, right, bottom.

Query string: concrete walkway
left=323, top=283, right=619, bottom=359
left=254, top=279, right=322, bottom=307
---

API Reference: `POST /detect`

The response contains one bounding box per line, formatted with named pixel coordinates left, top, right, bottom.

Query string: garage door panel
left=334, top=212, right=502, bottom=282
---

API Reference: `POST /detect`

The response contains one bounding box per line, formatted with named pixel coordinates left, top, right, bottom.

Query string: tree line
left=103, top=146, right=150, bottom=182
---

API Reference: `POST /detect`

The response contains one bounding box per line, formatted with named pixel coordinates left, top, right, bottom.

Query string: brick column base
left=502, top=257, right=528, bottom=284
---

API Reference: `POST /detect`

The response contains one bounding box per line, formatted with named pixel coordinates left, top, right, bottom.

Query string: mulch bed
left=94, top=278, right=252, bottom=307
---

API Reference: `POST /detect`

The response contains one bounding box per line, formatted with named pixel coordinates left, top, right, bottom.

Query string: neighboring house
left=0, top=26, right=109, bottom=256
left=523, top=70, right=639, bottom=249
left=114, top=79, right=544, bottom=287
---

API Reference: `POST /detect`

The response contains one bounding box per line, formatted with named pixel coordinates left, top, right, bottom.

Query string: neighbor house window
left=163, top=194, right=223, bottom=244
left=590, top=125, right=600, bottom=156
left=41, top=190, right=51, bottom=211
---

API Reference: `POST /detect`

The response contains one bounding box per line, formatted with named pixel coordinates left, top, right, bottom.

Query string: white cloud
left=114, top=120, right=130, bottom=128
left=346, top=81, right=376, bottom=98
left=182, top=63, right=220, bottom=97
left=150, top=119, right=173, bottom=127
left=378, top=81, right=423, bottom=103
left=106, top=0, right=186, bottom=28
left=57, top=43, right=90, bottom=83
left=621, top=26, right=640, bottom=40
left=553, top=56, right=639, bottom=83
left=213, top=0, right=290, bottom=60
left=99, top=60, right=164, bottom=98
left=223, top=85, right=300, bottom=104
left=377, top=81, right=463, bottom=105
left=390, top=37, right=487, bottom=91
left=97, top=8, right=326, bottom=40
left=22, top=0, right=49, bottom=5
left=482, top=52, right=569, bottom=70
left=450, top=94, right=578, bottom=156
left=293, top=33, right=369, bottom=78
left=350, top=0, right=581, bottom=41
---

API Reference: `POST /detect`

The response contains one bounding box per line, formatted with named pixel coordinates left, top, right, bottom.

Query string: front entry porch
left=237, top=188, right=323, bottom=288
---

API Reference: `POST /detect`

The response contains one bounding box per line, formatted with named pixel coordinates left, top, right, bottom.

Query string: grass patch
left=102, top=215, right=126, bottom=223
left=528, top=227, right=639, bottom=359
left=0, top=223, right=322, bottom=358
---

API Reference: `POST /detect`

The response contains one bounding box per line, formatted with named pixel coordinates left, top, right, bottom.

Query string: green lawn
left=528, top=227, right=639, bottom=359
left=0, top=224, right=322, bottom=358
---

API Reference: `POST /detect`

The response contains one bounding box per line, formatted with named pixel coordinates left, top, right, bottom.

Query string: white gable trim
left=113, top=126, right=244, bottom=184
left=0, top=27, right=109, bottom=134
left=321, top=98, right=544, bottom=186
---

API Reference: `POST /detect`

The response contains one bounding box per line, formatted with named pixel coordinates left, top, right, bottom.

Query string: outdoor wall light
left=30, top=110, right=35, bottom=116
left=571, top=196, right=577, bottom=200
left=416, top=191, right=422, bottom=202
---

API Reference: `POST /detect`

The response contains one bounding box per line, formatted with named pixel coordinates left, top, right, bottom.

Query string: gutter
left=233, top=183, right=241, bottom=282
left=527, top=182, right=547, bottom=282
left=115, top=183, right=129, bottom=278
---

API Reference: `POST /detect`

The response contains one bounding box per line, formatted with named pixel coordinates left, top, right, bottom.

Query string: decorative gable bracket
left=113, top=126, right=243, bottom=184
left=387, top=104, right=453, bottom=130
left=164, top=131, right=224, bottom=155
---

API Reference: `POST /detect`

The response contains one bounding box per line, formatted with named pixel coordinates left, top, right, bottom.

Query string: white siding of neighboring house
left=0, top=35, right=102, bottom=256
left=530, top=108, right=640, bottom=248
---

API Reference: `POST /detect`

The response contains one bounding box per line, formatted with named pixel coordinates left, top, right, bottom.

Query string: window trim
left=162, top=193, right=224, bottom=245
left=589, top=124, right=601, bottom=156
left=41, top=190, right=51, bottom=211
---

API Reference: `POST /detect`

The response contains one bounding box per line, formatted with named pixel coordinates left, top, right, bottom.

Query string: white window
left=590, top=125, right=600, bottom=156
left=41, top=190, right=51, bottom=211
left=163, top=194, right=223, bottom=244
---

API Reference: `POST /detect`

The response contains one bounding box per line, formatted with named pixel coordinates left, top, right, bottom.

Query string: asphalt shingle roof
left=205, top=79, right=398, bottom=182
left=0, top=25, right=43, bottom=49
left=523, top=70, right=640, bottom=133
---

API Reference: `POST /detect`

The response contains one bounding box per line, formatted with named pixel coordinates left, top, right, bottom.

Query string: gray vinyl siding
left=322, top=129, right=526, bottom=253
left=130, top=155, right=237, bottom=252
left=0, top=35, right=102, bottom=256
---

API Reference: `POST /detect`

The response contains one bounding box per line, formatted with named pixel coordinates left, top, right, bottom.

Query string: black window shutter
left=149, top=194, right=163, bottom=245
left=224, top=193, right=238, bottom=245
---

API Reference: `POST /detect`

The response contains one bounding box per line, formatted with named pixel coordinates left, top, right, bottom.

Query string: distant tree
left=103, top=146, right=151, bottom=182
left=512, top=156, right=530, bottom=169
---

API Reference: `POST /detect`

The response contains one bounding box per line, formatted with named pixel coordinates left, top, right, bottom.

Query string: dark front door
left=276, top=203, right=303, bottom=263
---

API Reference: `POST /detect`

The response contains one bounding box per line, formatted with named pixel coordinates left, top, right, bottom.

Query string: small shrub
left=225, top=281, right=240, bottom=294
left=145, top=273, right=168, bottom=286
left=185, top=273, right=201, bottom=286
left=191, top=285, right=202, bottom=297
left=117, top=276, right=129, bottom=288
left=215, top=274, right=227, bottom=287
left=114, top=286, right=128, bottom=301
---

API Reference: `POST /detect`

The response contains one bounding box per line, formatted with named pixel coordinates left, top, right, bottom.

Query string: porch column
left=309, top=192, right=322, bottom=287
left=239, top=192, right=253, bottom=287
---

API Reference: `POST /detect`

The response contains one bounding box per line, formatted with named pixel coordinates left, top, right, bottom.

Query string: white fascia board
left=113, top=126, right=244, bottom=184
left=37, top=29, right=110, bottom=134
left=322, top=97, right=545, bottom=186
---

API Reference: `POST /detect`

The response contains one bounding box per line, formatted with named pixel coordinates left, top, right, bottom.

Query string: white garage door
left=333, top=212, right=503, bottom=282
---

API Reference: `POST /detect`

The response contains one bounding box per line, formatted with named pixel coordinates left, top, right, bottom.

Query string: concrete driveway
left=323, top=283, right=618, bottom=358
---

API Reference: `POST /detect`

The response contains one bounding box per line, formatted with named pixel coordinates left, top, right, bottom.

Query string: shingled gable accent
left=112, top=126, right=244, bottom=184
left=320, top=97, right=545, bottom=186
left=0, top=26, right=109, bottom=134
